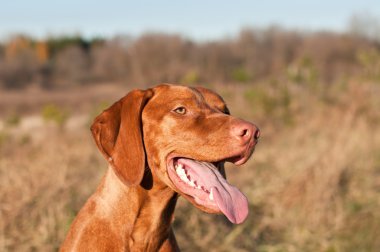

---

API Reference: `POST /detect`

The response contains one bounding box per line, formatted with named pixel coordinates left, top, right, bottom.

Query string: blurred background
left=1, top=1, right=380, bottom=251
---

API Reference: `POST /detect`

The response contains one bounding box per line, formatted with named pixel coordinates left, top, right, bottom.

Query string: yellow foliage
left=35, top=41, right=49, bottom=63
left=5, top=37, right=31, bottom=60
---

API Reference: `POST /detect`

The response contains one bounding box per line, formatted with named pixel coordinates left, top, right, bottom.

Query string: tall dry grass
left=0, top=80, right=379, bottom=251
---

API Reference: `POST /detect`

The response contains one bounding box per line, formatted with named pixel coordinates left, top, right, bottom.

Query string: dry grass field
left=0, top=79, right=380, bottom=251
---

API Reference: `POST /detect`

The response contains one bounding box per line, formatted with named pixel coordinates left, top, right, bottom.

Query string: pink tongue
left=212, top=186, right=249, bottom=224
left=177, top=159, right=249, bottom=224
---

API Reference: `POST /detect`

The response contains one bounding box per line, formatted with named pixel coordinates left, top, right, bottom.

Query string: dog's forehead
left=194, top=86, right=227, bottom=109
left=152, top=84, right=226, bottom=109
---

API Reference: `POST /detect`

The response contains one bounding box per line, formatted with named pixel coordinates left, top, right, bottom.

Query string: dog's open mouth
left=167, top=157, right=248, bottom=224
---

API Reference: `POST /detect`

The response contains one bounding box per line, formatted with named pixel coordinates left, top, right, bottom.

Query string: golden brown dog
left=60, top=84, right=260, bottom=251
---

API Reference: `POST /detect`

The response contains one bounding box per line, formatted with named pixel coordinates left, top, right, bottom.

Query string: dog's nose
left=232, top=121, right=260, bottom=143
left=254, top=127, right=260, bottom=140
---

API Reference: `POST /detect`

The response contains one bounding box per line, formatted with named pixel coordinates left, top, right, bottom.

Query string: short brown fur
left=60, top=84, right=259, bottom=252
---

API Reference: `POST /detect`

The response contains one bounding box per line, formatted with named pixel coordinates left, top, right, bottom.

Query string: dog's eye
left=173, top=106, right=186, bottom=115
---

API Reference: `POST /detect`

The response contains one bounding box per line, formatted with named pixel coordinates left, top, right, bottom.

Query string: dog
left=60, top=84, right=260, bottom=251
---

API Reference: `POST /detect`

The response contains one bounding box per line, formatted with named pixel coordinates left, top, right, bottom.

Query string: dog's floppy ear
left=91, top=89, right=153, bottom=186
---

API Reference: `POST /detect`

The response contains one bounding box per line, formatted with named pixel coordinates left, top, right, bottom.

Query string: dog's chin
left=165, top=154, right=252, bottom=224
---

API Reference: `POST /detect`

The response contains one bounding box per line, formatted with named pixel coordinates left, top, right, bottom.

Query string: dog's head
left=91, top=84, right=260, bottom=224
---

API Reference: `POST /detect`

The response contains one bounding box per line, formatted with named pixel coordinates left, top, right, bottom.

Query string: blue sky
left=0, top=0, right=379, bottom=40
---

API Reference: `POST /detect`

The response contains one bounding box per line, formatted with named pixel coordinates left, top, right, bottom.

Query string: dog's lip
left=164, top=147, right=253, bottom=184
left=166, top=150, right=249, bottom=168
left=231, top=139, right=257, bottom=165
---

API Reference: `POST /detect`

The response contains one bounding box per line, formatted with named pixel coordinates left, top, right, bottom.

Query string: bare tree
left=349, top=12, right=380, bottom=42
left=53, top=45, right=89, bottom=86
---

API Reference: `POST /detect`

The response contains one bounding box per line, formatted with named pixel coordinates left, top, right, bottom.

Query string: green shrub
left=0, top=131, right=10, bottom=147
left=231, top=67, right=251, bottom=83
left=42, top=104, right=69, bottom=128
left=181, top=71, right=200, bottom=85
left=244, top=87, right=277, bottom=116
left=244, top=85, right=294, bottom=126
left=5, top=113, right=21, bottom=127
left=19, top=134, right=31, bottom=145
left=287, top=56, right=319, bottom=87
left=357, top=48, right=380, bottom=81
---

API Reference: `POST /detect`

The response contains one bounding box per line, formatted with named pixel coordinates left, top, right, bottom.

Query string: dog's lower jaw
left=60, top=166, right=180, bottom=252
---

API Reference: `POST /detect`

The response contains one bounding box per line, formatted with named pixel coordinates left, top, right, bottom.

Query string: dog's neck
left=96, top=166, right=178, bottom=251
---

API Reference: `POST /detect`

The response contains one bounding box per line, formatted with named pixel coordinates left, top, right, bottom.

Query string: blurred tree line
left=1, top=21, right=380, bottom=89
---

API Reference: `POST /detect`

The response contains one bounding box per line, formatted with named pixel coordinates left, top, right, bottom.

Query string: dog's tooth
left=177, top=163, right=183, bottom=169
left=189, top=180, right=195, bottom=187
left=175, top=163, right=182, bottom=172
left=209, top=190, right=214, bottom=201
left=176, top=165, right=196, bottom=185
left=176, top=167, right=184, bottom=176
left=178, top=169, right=189, bottom=183
left=179, top=171, right=186, bottom=179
